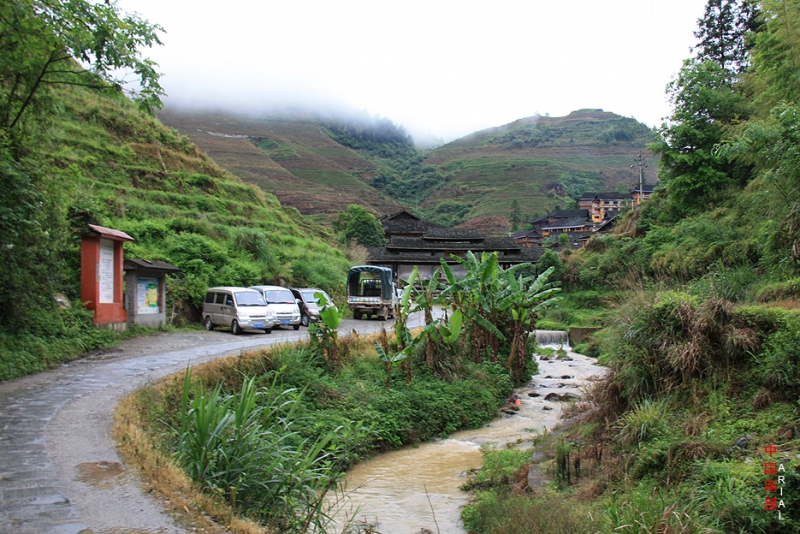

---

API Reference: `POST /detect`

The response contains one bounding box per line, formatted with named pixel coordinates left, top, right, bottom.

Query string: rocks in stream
left=544, top=392, right=580, bottom=402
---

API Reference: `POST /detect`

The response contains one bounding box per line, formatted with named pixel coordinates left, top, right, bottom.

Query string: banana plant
left=498, top=266, right=562, bottom=384
left=394, top=266, right=418, bottom=383
left=309, top=292, right=344, bottom=369
left=439, top=252, right=506, bottom=363
left=375, top=342, right=408, bottom=388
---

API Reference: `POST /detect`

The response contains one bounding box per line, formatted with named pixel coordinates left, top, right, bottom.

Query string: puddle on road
left=76, top=461, right=124, bottom=487
left=78, top=529, right=173, bottom=534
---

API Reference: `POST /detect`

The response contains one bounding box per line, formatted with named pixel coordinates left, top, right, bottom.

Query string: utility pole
left=630, top=153, right=647, bottom=210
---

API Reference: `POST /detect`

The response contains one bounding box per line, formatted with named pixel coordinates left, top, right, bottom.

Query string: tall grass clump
left=602, top=484, right=717, bottom=534
left=175, top=369, right=339, bottom=532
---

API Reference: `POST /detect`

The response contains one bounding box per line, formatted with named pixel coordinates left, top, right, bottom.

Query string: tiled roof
left=367, top=246, right=543, bottom=264
left=382, top=218, right=441, bottom=233
left=123, top=259, right=182, bottom=272
left=579, top=191, right=629, bottom=201
left=422, top=228, right=481, bottom=240
left=511, top=229, right=541, bottom=239
left=542, top=218, right=595, bottom=231
left=633, top=184, right=656, bottom=193
left=387, top=236, right=522, bottom=251
left=86, top=224, right=134, bottom=242
left=550, top=209, right=589, bottom=219
left=379, top=209, right=420, bottom=222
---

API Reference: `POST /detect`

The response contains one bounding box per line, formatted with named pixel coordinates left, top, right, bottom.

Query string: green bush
left=462, top=491, right=590, bottom=534
left=0, top=306, right=120, bottom=380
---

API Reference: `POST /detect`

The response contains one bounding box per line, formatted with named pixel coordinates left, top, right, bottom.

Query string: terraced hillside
left=156, top=108, right=655, bottom=234
left=424, top=109, right=657, bottom=228
left=50, top=88, right=356, bottom=311
left=157, top=110, right=402, bottom=223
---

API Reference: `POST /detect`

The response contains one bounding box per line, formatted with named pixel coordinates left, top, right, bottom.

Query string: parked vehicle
left=346, top=265, right=396, bottom=320
left=290, top=287, right=335, bottom=326
left=202, top=287, right=275, bottom=335
left=249, top=285, right=302, bottom=330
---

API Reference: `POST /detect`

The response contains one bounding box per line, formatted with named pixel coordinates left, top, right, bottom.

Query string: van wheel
left=293, top=324, right=300, bottom=331
left=264, top=327, right=272, bottom=334
left=231, top=320, right=242, bottom=335
left=353, top=311, right=362, bottom=320
left=301, top=314, right=309, bottom=327
left=204, top=316, right=214, bottom=331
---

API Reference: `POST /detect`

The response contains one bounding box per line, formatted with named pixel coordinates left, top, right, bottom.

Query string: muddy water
left=333, top=345, right=606, bottom=534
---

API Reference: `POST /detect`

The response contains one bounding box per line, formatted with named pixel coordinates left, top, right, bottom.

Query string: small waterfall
left=534, top=329, right=569, bottom=347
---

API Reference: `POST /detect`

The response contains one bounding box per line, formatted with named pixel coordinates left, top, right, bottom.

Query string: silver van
left=249, top=285, right=301, bottom=330
left=202, top=287, right=276, bottom=335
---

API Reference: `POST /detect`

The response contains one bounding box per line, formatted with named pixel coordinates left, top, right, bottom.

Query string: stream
left=330, top=331, right=606, bottom=534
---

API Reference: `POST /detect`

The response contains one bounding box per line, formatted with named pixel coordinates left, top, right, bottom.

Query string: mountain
left=157, top=108, right=656, bottom=234
left=157, top=110, right=403, bottom=224
left=422, top=109, right=657, bottom=231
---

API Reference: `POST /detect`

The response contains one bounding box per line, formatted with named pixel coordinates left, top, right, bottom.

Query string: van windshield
left=264, top=289, right=295, bottom=304
left=303, top=290, right=331, bottom=305
left=235, top=292, right=266, bottom=306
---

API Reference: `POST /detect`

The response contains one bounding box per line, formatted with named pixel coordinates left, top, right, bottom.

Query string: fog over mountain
left=120, top=0, right=708, bottom=143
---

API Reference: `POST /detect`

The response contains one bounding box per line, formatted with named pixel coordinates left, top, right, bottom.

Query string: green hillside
left=156, top=109, right=655, bottom=233
left=465, top=2, right=800, bottom=532
left=157, top=110, right=403, bottom=224
left=1, top=86, right=351, bottom=380
left=421, top=110, right=656, bottom=228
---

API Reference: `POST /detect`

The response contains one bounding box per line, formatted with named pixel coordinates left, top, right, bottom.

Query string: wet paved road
left=0, top=318, right=410, bottom=534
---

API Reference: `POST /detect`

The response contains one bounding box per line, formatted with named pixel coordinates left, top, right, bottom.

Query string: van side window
left=226, top=296, right=234, bottom=306
left=204, top=292, right=216, bottom=304
left=215, top=293, right=227, bottom=305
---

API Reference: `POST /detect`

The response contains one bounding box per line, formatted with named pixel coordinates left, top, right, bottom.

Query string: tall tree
left=745, top=0, right=800, bottom=110
left=0, top=0, right=165, bottom=140
left=0, top=0, right=165, bottom=331
left=693, top=0, right=762, bottom=75
left=334, top=205, right=386, bottom=247
left=652, top=0, right=762, bottom=216
left=652, top=59, right=752, bottom=215
left=510, top=199, right=521, bottom=231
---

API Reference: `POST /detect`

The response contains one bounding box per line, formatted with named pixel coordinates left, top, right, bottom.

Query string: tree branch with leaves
left=0, top=0, right=165, bottom=140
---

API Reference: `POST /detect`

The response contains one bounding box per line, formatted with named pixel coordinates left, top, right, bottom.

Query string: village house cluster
left=512, top=183, right=655, bottom=249
left=366, top=183, right=656, bottom=278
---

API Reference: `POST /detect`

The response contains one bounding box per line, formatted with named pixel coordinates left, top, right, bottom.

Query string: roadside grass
left=0, top=306, right=199, bottom=381
left=537, top=289, right=614, bottom=331
left=114, top=331, right=513, bottom=532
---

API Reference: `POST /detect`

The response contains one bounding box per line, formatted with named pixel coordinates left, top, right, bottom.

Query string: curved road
left=0, top=317, right=415, bottom=533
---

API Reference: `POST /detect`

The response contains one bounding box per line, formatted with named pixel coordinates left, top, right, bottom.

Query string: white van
left=249, top=285, right=302, bottom=330
left=202, top=287, right=276, bottom=335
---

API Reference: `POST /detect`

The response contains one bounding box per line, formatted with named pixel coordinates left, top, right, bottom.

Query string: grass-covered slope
left=156, top=108, right=655, bottom=233
left=119, top=334, right=514, bottom=532
left=0, top=85, right=353, bottom=380
left=156, top=110, right=403, bottom=223
left=56, top=88, right=351, bottom=305
left=423, top=109, right=656, bottom=227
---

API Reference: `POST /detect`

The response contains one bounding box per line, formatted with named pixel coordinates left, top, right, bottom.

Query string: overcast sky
left=119, top=0, right=708, bottom=143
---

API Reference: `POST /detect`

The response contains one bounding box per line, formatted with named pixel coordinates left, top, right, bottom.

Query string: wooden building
left=378, top=209, right=443, bottom=240
left=632, top=183, right=656, bottom=210
left=368, top=227, right=543, bottom=280
left=578, top=192, right=629, bottom=222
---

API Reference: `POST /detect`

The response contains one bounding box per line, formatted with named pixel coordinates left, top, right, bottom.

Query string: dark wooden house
left=368, top=227, right=543, bottom=280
